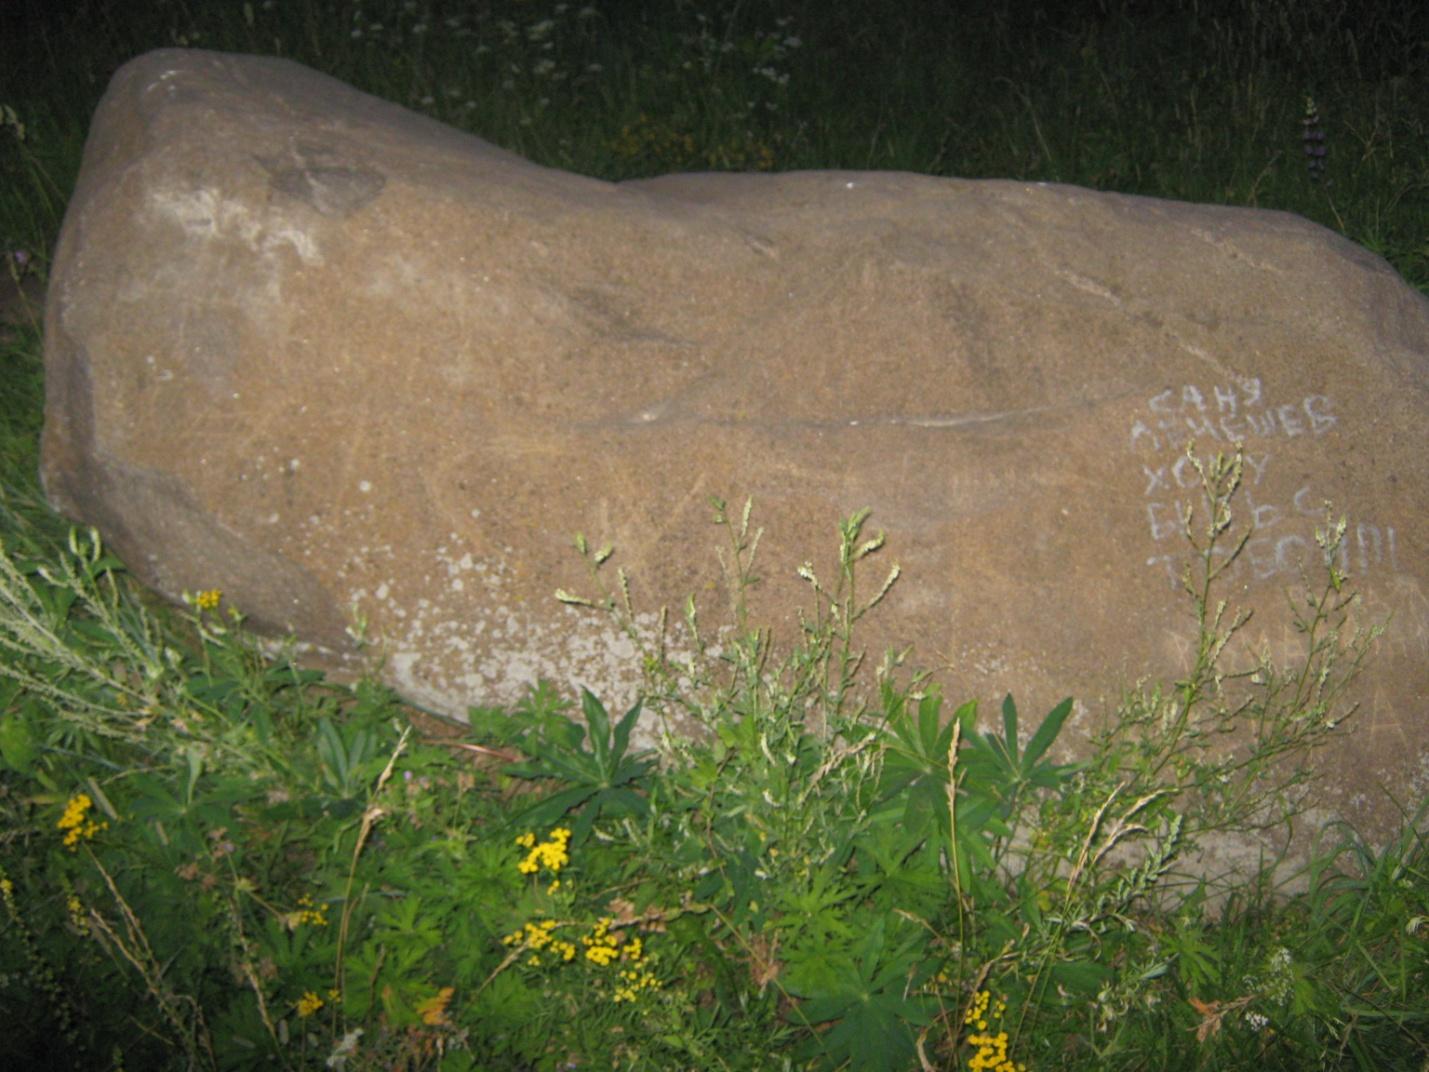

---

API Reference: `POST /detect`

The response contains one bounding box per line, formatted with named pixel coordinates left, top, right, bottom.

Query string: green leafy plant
left=502, top=687, right=654, bottom=845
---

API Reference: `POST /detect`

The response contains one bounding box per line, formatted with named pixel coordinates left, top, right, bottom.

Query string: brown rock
left=42, top=50, right=1429, bottom=843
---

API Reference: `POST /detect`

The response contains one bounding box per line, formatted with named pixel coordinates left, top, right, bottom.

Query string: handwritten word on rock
left=1129, top=379, right=1400, bottom=589
left=1128, top=378, right=1336, bottom=453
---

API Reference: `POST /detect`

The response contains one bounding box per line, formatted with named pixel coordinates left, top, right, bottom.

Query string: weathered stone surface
left=42, top=49, right=1429, bottom=840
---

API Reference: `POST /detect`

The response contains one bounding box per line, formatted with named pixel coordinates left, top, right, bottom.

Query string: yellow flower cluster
left=587, top=919, right=660, bottom=1003
left=582, top=916, right=620, bottom=966
left=296, top=991, right=324, bottom=1018
left=66, top=895, right=89, bottom=936
left=193, top=589, right=222, bottom=611
left=614, top=963, right=659, bottom=1004
left=502, top=918, right=577, bottom=968
left=291, top=893, right=328, bottom=928
left=516, top=827, right=572, bottom=893
left=516, top=828, right=571, bottom=870
left=964, top=990, right=1028, bottom=1072
left=503, top=913, right=662, bottom=1003
left=57, top=793, right=108, bottom=850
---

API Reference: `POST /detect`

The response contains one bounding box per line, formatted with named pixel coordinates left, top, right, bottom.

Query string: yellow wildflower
left=194, top=589, right=222, bottom=611
left=296, top=991, right=324, bottom=1018
left=288, top=893, right=328, bottom=928
left=57, top=793, right=108, bottom=850
left=503, top=918, right=559, bottom=951
left=613, top=966, right=661, bottom=1004
left=963, top=990, right=1027, bottom=1072
left=67, top=895, right=89, bottom=936
left=516, top=827, right=571, bottom=877
left=585, top=943, right=618, bottom=966
left=582, top=917, right=619, bottom=966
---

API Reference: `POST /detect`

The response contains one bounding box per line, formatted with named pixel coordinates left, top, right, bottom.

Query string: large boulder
left=42, top=50, right=1428, bottom=840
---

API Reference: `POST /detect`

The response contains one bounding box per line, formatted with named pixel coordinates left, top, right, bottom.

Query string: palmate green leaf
left=581, top=686, right=611, bottom=769
left=611, top=690, right=641, bottom=763
left=504, top=747, right=591, bottom=785
left=879, top=689, right=983, bottom=858
left=787, top=915, right=936, bottom=1071
left=863, top=841, right=945, bottom=917
left=506, top=688, right=650, bottom=785
left=1164, top=925, right=1222, bottom=990
left=1023, top=696, right=1075, bottom=774
left=314, top=715, right=380, bottom=797
left=957, top=695, right=1080, bottom=815
left=920, top=692, right=953, bottom=756
left=799, top=992, right=927, bottom=1071
left=512, top=780, right=651, bottom=846
left=1001, top=692, right=1020, bottom=768
left=578, top=687, right=646, bottom=785
left=510, top=783, right=600, bottom=831
left=881, top=686, right=968, bottom=778
left=770, top=862, right=860, bottom=947
left=504, top=687, right=654, bottom=842
left=949, top=796, right=1008, bottom=897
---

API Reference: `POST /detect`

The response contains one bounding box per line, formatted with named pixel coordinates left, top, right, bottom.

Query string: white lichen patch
left=149, top=186, right=323, bottom=267
left=337, top=536, right=710, bottom=747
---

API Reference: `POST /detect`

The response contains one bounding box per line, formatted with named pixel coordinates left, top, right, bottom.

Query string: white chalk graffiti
left=1128, top=377, right=1337, bottom=453
left=1130, top=380, right=1401, bottom=589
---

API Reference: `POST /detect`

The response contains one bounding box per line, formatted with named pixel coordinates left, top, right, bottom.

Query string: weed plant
left=0, top=455, right=1425, bottom=1070
left=1, top=1, right=1427, bottom=1069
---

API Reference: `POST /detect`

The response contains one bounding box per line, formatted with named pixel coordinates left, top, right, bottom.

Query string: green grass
left=1, top=1, right=1427, bottom=1069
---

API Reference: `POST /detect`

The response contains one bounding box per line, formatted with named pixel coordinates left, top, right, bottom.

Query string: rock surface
left=42, top=49, right=1429, bottom=840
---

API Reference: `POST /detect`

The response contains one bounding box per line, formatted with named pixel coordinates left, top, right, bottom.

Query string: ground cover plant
left=1, top=1, right=1427, bottom=1069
